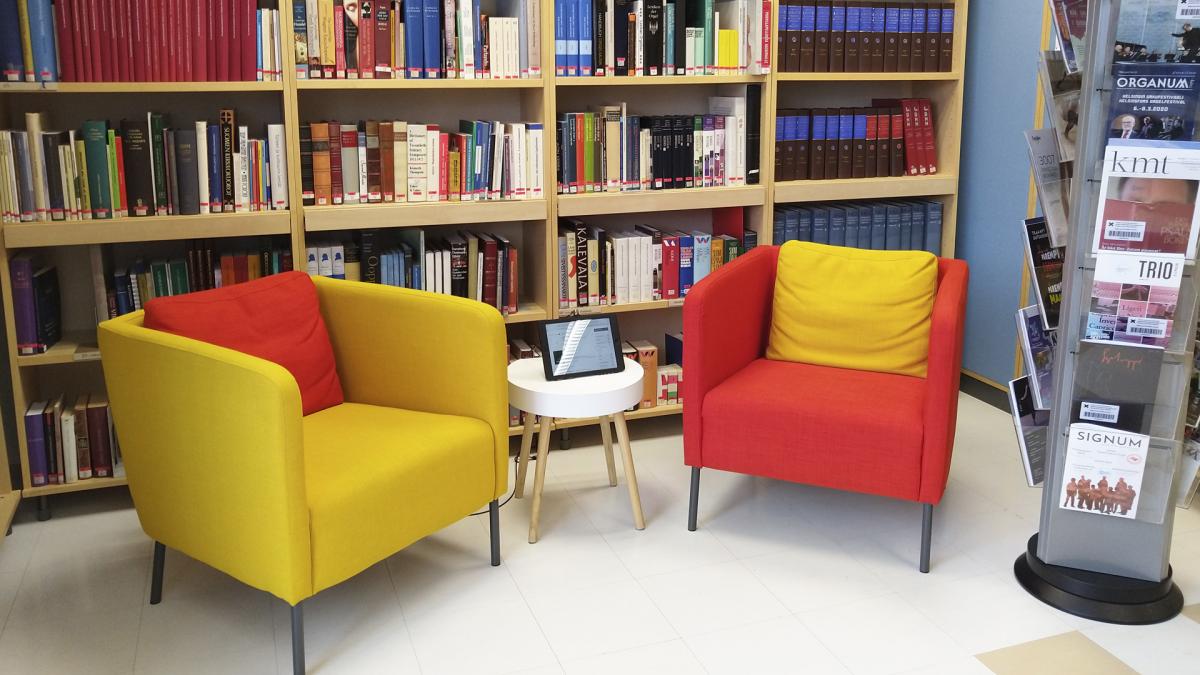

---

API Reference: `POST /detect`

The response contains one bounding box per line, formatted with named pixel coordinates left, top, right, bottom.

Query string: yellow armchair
left=98, top=277, right=509, bottom=674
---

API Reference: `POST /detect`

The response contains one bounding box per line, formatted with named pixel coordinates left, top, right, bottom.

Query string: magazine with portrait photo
left=1093, top=140, right=1200, bottom=258
left=1107, top=63, right=1200, bottom=143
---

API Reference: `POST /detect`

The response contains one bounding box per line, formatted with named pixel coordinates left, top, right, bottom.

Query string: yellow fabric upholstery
left=304, top=403, right=494, bottom=593
left=97, top=280, right=508, bottom=607
left=766, top=241, right=937, bottom=378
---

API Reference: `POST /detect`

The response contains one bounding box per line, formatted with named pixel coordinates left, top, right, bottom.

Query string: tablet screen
left=541, top=318, right=622, bottom=379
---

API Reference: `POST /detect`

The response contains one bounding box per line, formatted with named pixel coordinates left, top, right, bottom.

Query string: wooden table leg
left=612, top=412, right=646, bottom=530
left=600, top=416, right=618, bottom=487
left=514, top=414, right=536, bottom=498
left=528, top=417, right=554, bottom=543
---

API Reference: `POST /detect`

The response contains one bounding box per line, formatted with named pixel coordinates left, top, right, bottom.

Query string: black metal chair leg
left=150, top=541, right=166, bottom=604
left=688, top=467, right=701, bottom=532
left=291, top=601, right=305, bottom=675
left=920, top=504, right=933, bottom=573
left=489, top=499, right=501, bottom=566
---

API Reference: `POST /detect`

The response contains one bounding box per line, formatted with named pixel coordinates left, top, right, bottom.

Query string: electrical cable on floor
left=469, top=454, right=522, bottom=516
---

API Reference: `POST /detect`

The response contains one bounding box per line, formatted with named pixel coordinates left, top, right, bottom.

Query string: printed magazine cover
left=1039, top=51, right=1081, bottom=163
left=1051, top=0, right=1088, bottom=72
left=1023, top=217, right=1065, bottom=331
left=1093, top=140, right=1200, bottom=258
left=1008, top=376, right=1049, bottom=487
left=1025, top=129, right=1072, bottom=247
left=1072, top=340, right=1164, bottom=435
left=1059, top=424, right=1148, bottom=520
left=1107, top=63, right=1200, bottom=142
left=1016, top=304, right=1057, bottom=409
left=1086, top=251, right=1184, bottom=347
left=1114, top=0, right=1200, bottom=64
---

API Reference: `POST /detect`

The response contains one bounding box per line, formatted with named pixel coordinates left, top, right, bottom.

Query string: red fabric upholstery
left=144, top=271, right=344, bottom=416
left=682, top=251, right=968, bottom=506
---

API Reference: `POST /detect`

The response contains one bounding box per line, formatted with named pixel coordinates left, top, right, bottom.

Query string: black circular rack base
left=1014, top=534, right=1183, bottom=625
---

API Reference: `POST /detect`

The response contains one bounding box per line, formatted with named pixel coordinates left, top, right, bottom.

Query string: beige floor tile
left=976, top=631, right=1134, bottom=675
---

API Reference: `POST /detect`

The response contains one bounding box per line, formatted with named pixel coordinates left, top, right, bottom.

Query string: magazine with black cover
left=1016, top=304, right=1057, bottom=409
left=1025, top=129, right=1072, bottom=247
left=1107, top=63, right=1200, bottom=142
left=1085, top=250, right=1184, bottom=348
left=1008, top=376, right=1049, bottom=488
left=1022, top=217, right=1065, bottom=331
left=1038, top=50, right=1081, bottom=163
left=1092, top=140, right=1200, bottom=258
left=1071, top=340, right=1164, bottom=435
left=537, top=316, right=626, bottom=381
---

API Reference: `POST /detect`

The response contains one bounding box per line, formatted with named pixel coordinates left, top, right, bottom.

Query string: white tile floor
left=1, top=393, right=1199, bottom=674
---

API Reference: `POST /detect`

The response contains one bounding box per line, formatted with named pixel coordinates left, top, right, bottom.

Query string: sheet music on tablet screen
left=546, top=320, right=619, bottom=377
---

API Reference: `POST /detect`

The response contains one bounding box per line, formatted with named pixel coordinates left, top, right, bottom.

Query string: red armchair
left=682, top=245, right=968, bottom=572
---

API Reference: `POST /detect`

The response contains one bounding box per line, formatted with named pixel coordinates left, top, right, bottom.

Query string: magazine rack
left=1014, top=0, right=1191, bottom=624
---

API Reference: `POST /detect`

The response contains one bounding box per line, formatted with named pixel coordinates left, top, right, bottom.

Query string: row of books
left=307, top=228, right=522, bottom=314
left=8, top=256, right=60, bottom=356
left=294, top=0, right=541, bottom=80
left=778, top=1, right=955, bottom=73
left=554, top=0, right=772, bottom=77
left=557, top=218, right=756, bottom=309
left=557, top=93, right=754, bottom=193
left=772, top=198, right=942, bottom=255
left=774, top=99, right=937, bottom=182
left=300, top=119, right=544, bottom=206
left=0, top=0, right=284, bottom=83
left=0, top=111, right=288, bottom=224
left=25, top=394, right=122, bottom=487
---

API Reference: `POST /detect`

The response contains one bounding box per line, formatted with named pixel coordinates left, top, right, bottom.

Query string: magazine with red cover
left=1094, top=140, right=1200, bottom=258
left=1086, top=251, right=1184, bottom=348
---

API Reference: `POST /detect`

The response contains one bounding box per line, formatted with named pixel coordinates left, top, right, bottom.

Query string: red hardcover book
left=212, top=0, right=226, bottom=80
left=235, top=254, right=249, bottom=283
left=439, top=132, right=449, bottom=201
left=206, top=0, right=217, bottom=78
left=115, top=135, right=129, bottom=215
left=334, top=3, right=346, bottom=78
left=229, top=0, right=240, bottom=80
left=374, top=1, right=391, bottom=78
left=86, top=397, right=113, bottom=478
left=93, top=0, right=110, bottom=80
left=889, top=107, right=906, bottom=177
left=166, top=0, right=178, bottom=80
left=243, top=0, right=256, bottom=80
left=711, top=207, right=745, bottom=240
left=220, top=254, right=235, bottom=285
left=182, top=0, right=195, bottom=81
left=901, top=99, right=923, bottom=175
left=875, top=110, right=891, bottom=177
left=662, top=234, right=680, bottom=300
left=55, top=0, right=77, bottom=81
left=482, top=236, right=499, bottom=307
left=122, top=0, right=137, bottom=80
left=192, top=0, right=208, bottom=80
left=146, top=0, right=160, bottom=80
left=574, top=114, right=585, bottom=194
left=359, top=3, right=375, bottom=78
left=506, top=246, right=518, bottom=314
left=330, top=122, right=344, bottom=204
left=113, top=0, right=127, bottom=81
left=74, top=0, right=93, bottom=81
left=919, top=98, right=937, bottom=174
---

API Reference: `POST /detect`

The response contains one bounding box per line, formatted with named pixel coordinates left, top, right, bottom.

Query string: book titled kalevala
left=1071, top=340, right=1164, bottom=435
left=1022, top=217, right=1065, bottom=331
left=1086, top=250, right=1184, bottom=347
left=1058, top=424, right=1148, bottom=520
left=1008, top=376, right=1049, bottom=488
left=1093, top=139, right=1200, bottom=258
left=1016, top=304, right=1056, bottom=409
left=1107, top=63, right=1200, bottom=142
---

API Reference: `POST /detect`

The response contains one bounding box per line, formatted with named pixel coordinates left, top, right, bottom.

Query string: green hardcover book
left=168, top=259, right=189, bottom=295
left=148, top=113, right=168, bottom=215
left=703, top=0, right=714, bottom=72
left=80, top=121, right=112, bottom=220
left=106, top=129, right=120, bottom=217
left=72, top=139, right=92, bottom=219
left=583, top=113, right=595, bottom=193
left=459, top=121, right=477, bottom=199
left=150, top=261, right=170, bottom=297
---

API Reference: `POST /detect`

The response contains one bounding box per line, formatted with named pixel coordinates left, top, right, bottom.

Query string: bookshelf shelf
left=4, top=211, right=293, bottom=248
left=22, top=475, right=128, bottom=498
left=17, top=331, right=100, bottom=367
left=774, top=175, right=959, bottom=204
left=51, top=81, right=286, bottom=93
left=568, top=299, right=684, bottom=316
left=775, top=71, right=962, bottom=83
left=0, top=82, right=53, bottom=91
left=554, top=74, right=767, bottom=86
left=557, top=186, right=767, bottom=217
left=296, top=78, right=544, bottom=90
left=505, top=303, right=550, bottom=324
left=303, top=200, right=549, bottom=231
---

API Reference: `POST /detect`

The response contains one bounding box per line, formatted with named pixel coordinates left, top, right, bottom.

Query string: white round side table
left=508, top=358, right=646, bottom=543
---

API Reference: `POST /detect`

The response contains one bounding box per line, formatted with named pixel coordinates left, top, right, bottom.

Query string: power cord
left=469, top=454, right=522, bottom=516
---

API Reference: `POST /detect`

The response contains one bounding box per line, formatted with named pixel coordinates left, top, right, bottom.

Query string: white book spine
left=237, top=126, right=251, bottom=211
left=317, top=246, right=334, bottom=277
left=357, top=134, right=368, bottom=202
left=639, top=235, right=651, bottom=303
left=332, top=244, right=345, bottom=278
left=195, top=122, right=210, bottom=211
left=394, top=121, right=408, bottom=202
left=639, top=129, right=650, bottom=190
left=56, top=146, right=73, bottom=220
left=605, top=0, right=615, bottom=75
left=491, top=121, right=503, bottom=200
left=25, top=113, right=47, bottom=221
left=427, top=128, right=441, bottom=202
left=407, top=124, right=427, bottom=201
left=615, top=235, right=627, bottom=305
left=527, top=123, right=543, bottom=199
left=0, top=133, right=10, bottom=222
left=460, top=0, right=476, bottom=78
left=723, top=115, right=735, bottom=185
left=267, top=124, right=289, bottom=209
left=61, top=411, right=77, bottom=483
left=635, top=1, right=644, bottom=75
left=528, top=0, right=541, bottom=76
left=306, top=0, right=321, bottom=70
left=514, top=124, right=527, bottom=199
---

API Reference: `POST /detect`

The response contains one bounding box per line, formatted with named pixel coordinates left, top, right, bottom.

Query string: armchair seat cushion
left=303, top=403, right=496, bottom=593
left=701, top=358, right=927, bottom=501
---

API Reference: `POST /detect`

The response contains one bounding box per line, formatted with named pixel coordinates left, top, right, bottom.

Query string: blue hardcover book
left=257, top=11, right=264, bottom=80
left=772, top=209, right=786, bottom=245
left=24, top=402, right=47, bottom=486
left=678, top=232, right=694, bottom=295
left=405, top=0, right=425, bottom=77
left=884, top=203, right=902, bottom=250
left=478, top=122, right=493, bottom=195
left=665, top=2, right=675, bottom=72
left=811, top=207, right=830, bottom=245
left=870, top=204, right=887, bottom=249
left=925, top=200, right=943, bottom=256
left=844, top=206, right=860, bottom=248
left=794, top=207, right=810, bottom=242
left=27, top=0, right=55, bottom=82
left=856, top=204, right=872, bottom=247
left=829, top=207, right=846, bottom=247
left=579, top=0, right=593, bottom=76
left=629, top=116, right=640, bottom=189
left=853, top=110, right=868, bottom=173
left=556, top=0, right=567, bottom=75
left=423, top=0, right=441, bottom=78
left=815, top=2, right=831, bottom=70
left=207, top=125, right=222, bottom=210
left=1, top=0, right=23, bottom=81
left=926, top=3, right=941, bottom=41
left=909, top=200, right=926, bottom=251
left=566, top=0, right=579, bottom=76
left=691, top=231, right=711, bottom=284
left=474, top=1, right=484, bottom=74
left=838, top=110, right=853, bottom=161
left=114, top=271, right=132, bottom=315
left=884, top=4, right=899, bottom=54
left=898, top=3, right=913, bottom=42
left=896, top=202, right=912, bottom=249
left=292, top=1, right=308, bottom=77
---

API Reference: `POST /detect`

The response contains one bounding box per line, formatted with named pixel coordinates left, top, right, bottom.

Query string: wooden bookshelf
left=0, top=0, right=969, bottom=512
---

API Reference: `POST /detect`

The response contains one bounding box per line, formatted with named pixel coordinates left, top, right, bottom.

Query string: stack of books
left=9, top=255, right=60, bottom=356
left=772, top=197, right=942, bottom=254
left=0, top=111, right=288, bottom=223
left=0, top=0, right=285, bottom=83
left=554, top=0, right=773, bottom=77
left=300, top=119, right=544, bottom=206
left=24, top=395, right=122, bottom=488
left=557, top=94, right=753, bottom=193
left=777, top=0, right=955, bottom=73
left=774, top=100, right=937, bottom=181
left=293, top=0, right=542, bottom=80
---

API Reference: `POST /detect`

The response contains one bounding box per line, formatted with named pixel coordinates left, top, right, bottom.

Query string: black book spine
left=674, top=0, right=687, bottom=74
left=120, top=120, right=154, bottom=216
left=450, top=238, right=469, bottom=297
left=556, top=117, right=565, bottom=192
left=174, top=129, right=201, bottom=215
left=595, top=3, right=607, bottom=74
left=165, top=129, right=179, bottom=216
left=683, top=115, right=695, bottom=187
left=33, top=267, right=61, bottom=351
left=41, top=133, right=65, bottom=221
left=746, top=85, right=761, bottom=184
left=344, top=0, right=358, bottom=73
left=615, top=0, right=630, bottom=75
left=645, top=0, right=664, bottom=75
left=299, top=125, right=315, bottom=206
left=219, top=109, right=236, bottom=211
left=360, top=229, right=379, bottom=282
left=575, top=223, right=589, bottom=306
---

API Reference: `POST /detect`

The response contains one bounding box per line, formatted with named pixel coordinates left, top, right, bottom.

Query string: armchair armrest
left=98, top=312, right=312, bottom=605
left=919, top=258, right=969, bottom=504
left=312, top=278, right=510, bottom=500
left=682, top=246, right=779, bottom=467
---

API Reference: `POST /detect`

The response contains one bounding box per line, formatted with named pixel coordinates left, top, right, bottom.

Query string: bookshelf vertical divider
left=0, top=0, right=969, bottom=510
